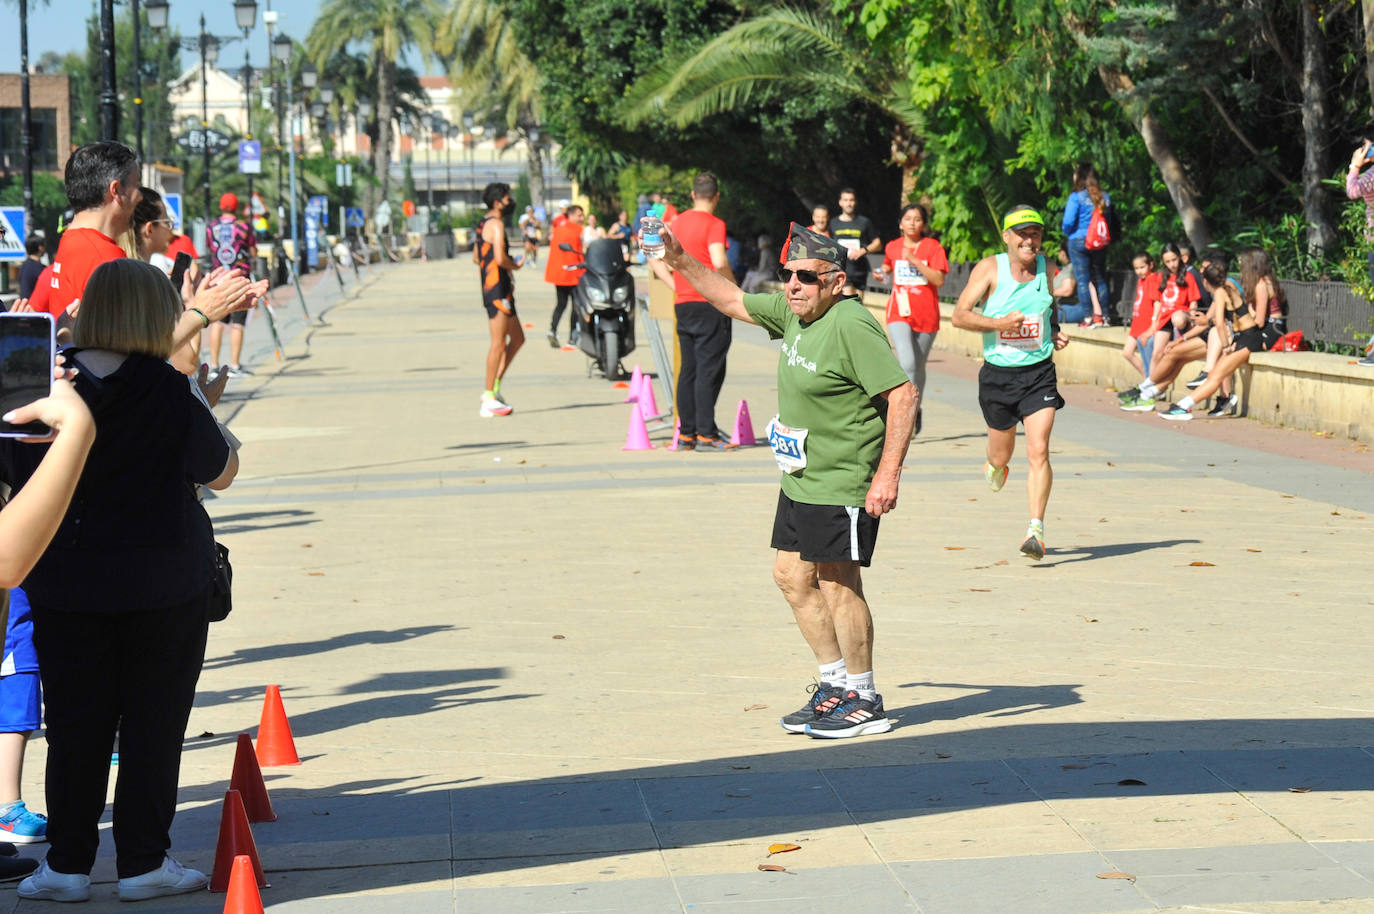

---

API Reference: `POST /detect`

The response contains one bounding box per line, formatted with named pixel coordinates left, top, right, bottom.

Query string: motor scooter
left=558, top=238, right=636, bottom=379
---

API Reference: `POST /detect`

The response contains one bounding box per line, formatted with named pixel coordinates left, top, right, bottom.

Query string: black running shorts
left=483, top=298, right=517, bottom=320
left=218, top=310, right=248, bottom=327
left=977, top=358, right=1064, bottom=431
left=770, top=491, right=879, bottom=567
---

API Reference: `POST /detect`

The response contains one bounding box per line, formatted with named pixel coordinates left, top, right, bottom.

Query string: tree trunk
left=1362, top=0, right=1374, bottom=113
left=1098, top=66, right=1212, bottom=252
left=374, top=55, right=395, bottom=213
left=1301, top=0, right=1336, bottom=256
left=525, top=138, right=545, bottom=210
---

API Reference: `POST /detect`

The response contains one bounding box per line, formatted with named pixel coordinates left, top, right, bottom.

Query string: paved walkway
left=6, top=257, right=1373, bottom=912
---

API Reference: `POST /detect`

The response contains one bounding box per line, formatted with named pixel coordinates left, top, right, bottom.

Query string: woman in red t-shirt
left=881, top=203, right=948, bottom=435
left=1122, top=251, right=1159, bottom=380
left=1149, top=242, right=1199, bottom=373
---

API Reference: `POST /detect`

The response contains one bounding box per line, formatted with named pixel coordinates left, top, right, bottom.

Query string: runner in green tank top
left=951, top=206, right=1070, bottom=561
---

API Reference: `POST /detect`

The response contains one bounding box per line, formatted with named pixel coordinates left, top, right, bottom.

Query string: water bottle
left=640, top=217, right=665, bottom=259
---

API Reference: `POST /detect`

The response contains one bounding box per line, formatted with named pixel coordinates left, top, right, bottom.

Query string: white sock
left=847, top=669, right=876, bottom=702
left=1177, top=395, right=1195, bottom=410
left=818, top=658, right=846, bottom=688
left=1139, top=380, right=1159, bottom=398
left=1029, top=518, right=1044, bottom=534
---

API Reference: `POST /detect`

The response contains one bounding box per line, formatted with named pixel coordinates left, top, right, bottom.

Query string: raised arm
left=656, top=225, right=755, bottom=324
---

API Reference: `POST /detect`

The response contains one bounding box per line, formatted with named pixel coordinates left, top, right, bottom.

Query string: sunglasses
left=777, top=266, right=839, bottom=285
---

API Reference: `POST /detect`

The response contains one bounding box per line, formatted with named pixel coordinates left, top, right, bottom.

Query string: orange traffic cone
left=637, top=373, right=659, bottom=421
left=732, top=399, right=757, bottom=446
left=210, top=790, right=266, bottom=893
left=255, top=686, right=300, bottom=767
left=230, top=734, right=276, bottom=823
left=221, top=855, right=265, bottom=914
left=621, top=403, right=655, bottom=450
left=622, top=365, right=642, bottom=399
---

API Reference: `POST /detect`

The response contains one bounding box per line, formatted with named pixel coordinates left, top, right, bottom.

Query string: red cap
left=219, top=193, right=239, bottom=213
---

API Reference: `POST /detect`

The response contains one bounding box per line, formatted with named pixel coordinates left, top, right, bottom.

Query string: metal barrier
left=873, top=259, right=1374, bottom=350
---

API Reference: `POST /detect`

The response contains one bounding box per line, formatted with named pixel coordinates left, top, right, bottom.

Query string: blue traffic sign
left=163, top=193, right=183, bottom=230
left=0, top=208, right=26, bottom=263
left=345, top=207, right=365, bottom=228
left=238, top=140, right=262, bottom=175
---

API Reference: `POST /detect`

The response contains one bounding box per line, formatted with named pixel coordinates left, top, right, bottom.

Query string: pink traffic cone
left=624, top=365, right=643, bottom=401
left=732, top=399, right=757, bottom=446
left=622, top=404, right=655, bottom=450
left=668, top=418, right=684, bottom=450
left=637, top=374, right=660, bottom=421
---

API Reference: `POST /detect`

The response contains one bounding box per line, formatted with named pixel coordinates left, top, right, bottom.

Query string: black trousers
left=32, top=588, right=211, bottom=877
left=550, top=285, right=577, bottom=338
left=675, top=300, right=732, bottom=438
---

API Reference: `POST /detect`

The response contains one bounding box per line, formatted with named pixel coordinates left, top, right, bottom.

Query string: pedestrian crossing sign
left=0, top=208, right=25, bottom=262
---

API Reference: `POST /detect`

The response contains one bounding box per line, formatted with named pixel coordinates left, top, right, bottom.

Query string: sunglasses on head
left=777, top=266, right=839, bottom=285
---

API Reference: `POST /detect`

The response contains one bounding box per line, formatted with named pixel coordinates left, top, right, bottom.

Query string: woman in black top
left=2, top=258, right=237, bottom=902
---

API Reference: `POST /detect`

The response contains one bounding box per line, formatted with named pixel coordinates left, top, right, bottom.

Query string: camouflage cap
left=779, top=222, right=845, bottom=268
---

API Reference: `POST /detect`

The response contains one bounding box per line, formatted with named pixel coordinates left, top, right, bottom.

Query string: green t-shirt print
left=743, top=292, right=909, bottom=506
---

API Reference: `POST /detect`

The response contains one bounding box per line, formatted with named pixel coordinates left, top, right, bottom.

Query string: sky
left=4, top=0, right=428, bottom=75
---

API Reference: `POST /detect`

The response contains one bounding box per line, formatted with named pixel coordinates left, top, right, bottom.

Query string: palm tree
left=435, top=0, right=546, bottom=207
left=620, top=7, right=925, bottom=201
left=306, top=0, right=441, bottom=211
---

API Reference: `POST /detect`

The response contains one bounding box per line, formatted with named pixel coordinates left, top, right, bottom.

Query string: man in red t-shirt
left=543, top=205, right=586, bottom=347
left=648, top=172, right=735, bottom=449
left=39, top=142, right=141, bottom=329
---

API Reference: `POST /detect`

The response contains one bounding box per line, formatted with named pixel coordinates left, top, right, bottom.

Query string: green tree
left=307, top=0, right=441, bottom=211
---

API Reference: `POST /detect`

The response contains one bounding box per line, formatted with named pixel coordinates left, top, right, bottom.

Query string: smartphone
left=0, top=313, right=55, bottom=438
left=169, top=251, right=193, bottom=289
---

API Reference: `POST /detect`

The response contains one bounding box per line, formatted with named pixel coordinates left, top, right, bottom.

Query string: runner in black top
left=475, top=183, right=523, bottom=417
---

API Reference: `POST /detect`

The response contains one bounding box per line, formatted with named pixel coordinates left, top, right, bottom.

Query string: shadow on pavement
left=202, top=625, right=457, bottom=670
left=1034, top=538, right=1202, bottom=567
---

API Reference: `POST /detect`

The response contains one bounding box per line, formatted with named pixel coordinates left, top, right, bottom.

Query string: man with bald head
left=654, top=221, right=917, bottom=739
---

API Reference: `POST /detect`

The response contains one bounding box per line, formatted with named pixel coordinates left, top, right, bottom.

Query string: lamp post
left=271, top=32, right=292, bottom=249
left=444, top=122, right=456, bottom=221
left=99, top=0, right=118, bottom=140
left=421, top=112, right=435, bottom=218
left=463, top=112, right=474, bottom=206
left=298, top=61, right=316, bottom=271
left=318, top=81, right=335, bottom=159
left=233, top=0, right=258, bottom=230
left=19, top=0, right=33, bottom=233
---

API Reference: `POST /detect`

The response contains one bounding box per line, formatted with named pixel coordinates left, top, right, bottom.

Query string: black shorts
left=1234, top=327, right=1267, bottom=353
left=218, top=310, right=247, bottom=327
left=483, top=298, right=517, bottom=320
left=978, top=359, right=1064, bottom=431
left=770, top=491, right=879, bottom=567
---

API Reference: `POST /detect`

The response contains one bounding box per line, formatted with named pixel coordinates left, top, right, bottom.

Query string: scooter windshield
left=584, top=238, right=625, bottom=276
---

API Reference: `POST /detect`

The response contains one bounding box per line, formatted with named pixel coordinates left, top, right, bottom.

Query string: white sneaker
left=479, top=394, right=512, bottom=418
left=117, top=854, right=208, bottom=901
left=17, top=860, right=91, bottom=902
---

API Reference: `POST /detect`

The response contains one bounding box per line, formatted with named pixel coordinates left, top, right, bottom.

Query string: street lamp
left=233, top=0, right=258, bottom=237
left=271, top=32, right=297, bottom=255
left=99, top=0, right=118, bottom=141
left=462, top=112, right=475, bottom=205
left=421, top=113, right=435, bottom=216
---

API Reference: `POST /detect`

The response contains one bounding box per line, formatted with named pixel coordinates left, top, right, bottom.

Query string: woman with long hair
left=881, top=203, right=948, bottom=436
left=1061, top=162, right=1112, bottom=327
left=1159, top=247, right=1280, bottom=420
left=6, top=259, right=237, bottom=902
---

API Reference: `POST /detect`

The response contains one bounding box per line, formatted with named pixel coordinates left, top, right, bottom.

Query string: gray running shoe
left=780, top=682, right=845, bottom=734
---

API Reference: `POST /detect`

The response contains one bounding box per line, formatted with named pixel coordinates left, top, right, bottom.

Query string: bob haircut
left=74, top=259, right=179, bottom=359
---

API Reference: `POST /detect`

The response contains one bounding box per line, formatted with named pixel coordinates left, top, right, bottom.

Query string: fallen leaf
left=195, top=731, right=215, bottom=739
left=757, top=864, right=788, bottom=873
left=1281, top=494, right=1295, bottom=498
left=1106, top=461, right=1115, bottom=466
left=1061, top=763, right=1090, bottom=770
left=767, top=843, right=801, bottom=856
left=1189, top=561, right=1215, bottom=567
left=970, top=588, right=991, bottom=592
left=944, top=546, right=965, bottom=551
left=1246, top=548, right=1262, bottom=553
left=1083, top=617, right=1099, bottom=623
left=1098, top=517, right=1108, bottom=523
left=1289, top=786, right=1312, bottom=793
left=993, top=560, right=1008, bottom=566
left=725, top=793, right=750, bottom=799
left=730, top=765, right=751, bottom=770
left=936, top=752, right=952, bottom=759
left=307, top=571, right=325, bottom=576
left=1097, top=872, right=1136, bottom=882
left=743, top=703, right=767, bottom=711
left=1117, top=778, right=1147, bottom=786
left=1331, top=510, right=1341, bottom=515
left=301, top=543, right=312, bottom=548
left=552, top=634, right=566, bottom=640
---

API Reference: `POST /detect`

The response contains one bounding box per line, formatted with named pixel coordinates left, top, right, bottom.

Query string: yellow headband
left=1002, top=209, right=1044, bottom=232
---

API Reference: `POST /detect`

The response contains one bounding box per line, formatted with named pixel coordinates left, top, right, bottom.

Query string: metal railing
left=865, top=255, right=1374, bottom=350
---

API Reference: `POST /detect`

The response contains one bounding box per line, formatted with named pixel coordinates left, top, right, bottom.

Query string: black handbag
left=209, top=541, right=233, bottom=622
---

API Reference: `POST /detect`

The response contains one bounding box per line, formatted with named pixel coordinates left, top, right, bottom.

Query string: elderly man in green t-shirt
left=655, top=221, right=917, bottom=739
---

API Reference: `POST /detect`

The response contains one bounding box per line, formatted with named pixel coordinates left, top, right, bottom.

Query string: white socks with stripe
left=846, top=670, right=876, bottom=702
left=819, top=658, right=847, bottom=689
